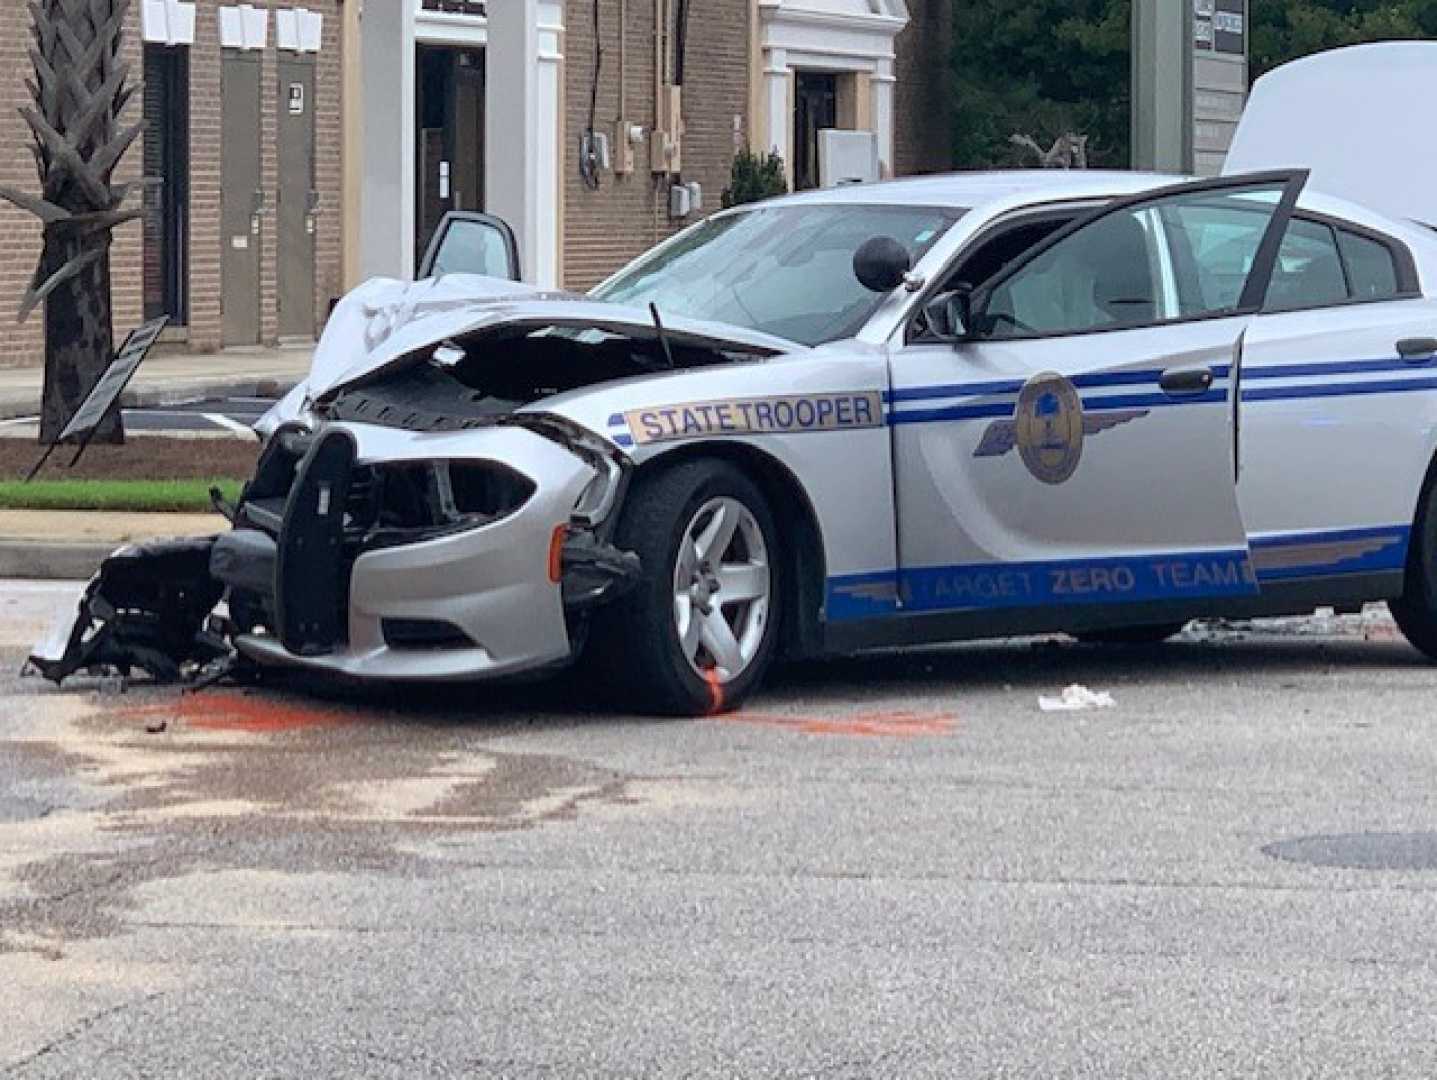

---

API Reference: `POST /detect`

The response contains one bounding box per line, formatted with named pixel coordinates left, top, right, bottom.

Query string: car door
left=882, top=173, right=1305, bottom=619
left=1236, top=214, right=1437, bottom=585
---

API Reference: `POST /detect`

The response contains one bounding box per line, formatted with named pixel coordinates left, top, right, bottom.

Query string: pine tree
left=0, top=0, right=143, bottom=444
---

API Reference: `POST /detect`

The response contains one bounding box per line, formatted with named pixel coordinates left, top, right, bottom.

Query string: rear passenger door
left=1237, top=215, right=1437, bottom=586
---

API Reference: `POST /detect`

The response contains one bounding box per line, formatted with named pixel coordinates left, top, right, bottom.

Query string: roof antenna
left=649, top=303, right=675, bottom=368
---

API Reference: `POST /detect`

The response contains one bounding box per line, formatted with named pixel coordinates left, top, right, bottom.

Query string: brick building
left=0, top=0, right=951, bottom=369
left=0, top=0, right=343, bottom=368
left=356, top=0, right=955, bottom=291
left=560, top=0, right=953, bottom=289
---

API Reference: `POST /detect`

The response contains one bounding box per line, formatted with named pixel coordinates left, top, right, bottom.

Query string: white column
left=872, top=60, right=896, bottom=178
left=487, top=0, right=564, bottom=288
left=534, top=0, right=564, bottom=287
left=359, top=0, right=417, bottom=281
left=762, top=48, right=791, bottom=179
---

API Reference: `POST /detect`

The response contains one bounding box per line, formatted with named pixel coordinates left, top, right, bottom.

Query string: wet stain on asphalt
left=119, top=692, right=358, bottom=734
left=0, top=681, right=638, bottom=955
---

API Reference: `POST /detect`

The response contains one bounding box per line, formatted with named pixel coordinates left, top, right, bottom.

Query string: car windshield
left=589, top=204, right=962, bottom=346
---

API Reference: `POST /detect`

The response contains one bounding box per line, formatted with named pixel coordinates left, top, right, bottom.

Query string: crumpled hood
left=306, top=274, right=800, bottom=402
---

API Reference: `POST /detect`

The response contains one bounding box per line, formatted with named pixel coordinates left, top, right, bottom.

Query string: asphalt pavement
left=3, top=582, right=1437, bottom=1077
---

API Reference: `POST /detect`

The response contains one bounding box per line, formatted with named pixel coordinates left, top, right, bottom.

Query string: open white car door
left=1225, top=42, right=1437, bottom=226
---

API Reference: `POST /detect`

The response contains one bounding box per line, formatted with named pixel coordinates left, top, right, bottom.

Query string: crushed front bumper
left=224, top=421, right=618, bottom=682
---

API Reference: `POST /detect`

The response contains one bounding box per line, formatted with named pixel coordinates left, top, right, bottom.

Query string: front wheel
left=585, top=460, right=782, bottom=715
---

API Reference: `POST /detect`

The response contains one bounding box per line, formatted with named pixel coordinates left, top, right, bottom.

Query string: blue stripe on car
left=826, top=526, right=1411, bottom=622
left=1243, top=376, right=1437, bottom=403
left=826, top=548, right=1257, bottom=621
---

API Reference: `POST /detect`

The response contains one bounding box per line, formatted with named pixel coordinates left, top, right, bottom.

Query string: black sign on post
left=25, top=315, right=171, bottom=482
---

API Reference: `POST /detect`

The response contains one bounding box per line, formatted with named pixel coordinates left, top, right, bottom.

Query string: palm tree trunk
left=40, top=235, right=123, bottom=445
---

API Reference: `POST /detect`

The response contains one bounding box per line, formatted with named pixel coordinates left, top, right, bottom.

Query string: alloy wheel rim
left=671, top=496, right=771, bottom=685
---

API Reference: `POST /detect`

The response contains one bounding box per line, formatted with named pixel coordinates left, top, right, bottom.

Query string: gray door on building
left=221, top=51, right=262, bottom=346
left=277, top=55, right=317, bottom=340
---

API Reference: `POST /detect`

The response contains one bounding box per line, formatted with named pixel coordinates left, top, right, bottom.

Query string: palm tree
left=0, top=0, right=143, bottom=443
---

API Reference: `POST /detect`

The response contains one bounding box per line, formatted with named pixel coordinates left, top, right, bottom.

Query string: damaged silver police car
left=30, top=44, right=1437, bottom=713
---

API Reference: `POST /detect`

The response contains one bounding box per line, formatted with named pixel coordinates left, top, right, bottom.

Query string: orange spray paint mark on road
left=118, top=692, right=358, bottom=734
left=703, top=669, right=726, bottom=715
left=717, top=709, right=956, bottom=739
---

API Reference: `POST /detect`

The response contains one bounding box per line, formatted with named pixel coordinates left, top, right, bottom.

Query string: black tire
left=584, top=459, right=783, bottom=716
left=1390, top=476, right=1437, bottom=659
left=1072, top=622, right=1187, bottom=645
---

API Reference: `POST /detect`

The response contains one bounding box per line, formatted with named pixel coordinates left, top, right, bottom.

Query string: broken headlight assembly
left=355, top=459, right=537, bottom=550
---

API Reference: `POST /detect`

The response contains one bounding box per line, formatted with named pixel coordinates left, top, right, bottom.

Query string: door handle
left=1159, top=366, right=1214, bottom=395
left=1397, top=337, right=1437, bottom=361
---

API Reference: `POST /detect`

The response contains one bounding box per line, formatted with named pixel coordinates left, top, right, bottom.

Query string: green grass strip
left=0, top=479, right=244, bottom=514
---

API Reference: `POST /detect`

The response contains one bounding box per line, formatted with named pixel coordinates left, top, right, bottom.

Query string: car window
left=978, top=182, right=1295, bottom=339
left=1263, top=218, right=1348, bottom=312
left=1157, top=193, right=1286, bottom=315
left=1337, top=228, right=1401, bottom=300
left=981, top=207, right=1167, bottom=337
left=590, top=204, right=961, bottom=346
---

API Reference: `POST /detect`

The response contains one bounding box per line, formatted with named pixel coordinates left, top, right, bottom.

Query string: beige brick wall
left=893, top=0, right=953, bottom=177
left=0, top=0, right=343, bottom=367
left=562, top=0, right=751, bottom=290
left=189, top=3, right=224, bottom=352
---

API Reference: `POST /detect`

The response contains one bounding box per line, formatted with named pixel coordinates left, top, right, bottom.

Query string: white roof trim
left=758, top=0, right=910, bottom=46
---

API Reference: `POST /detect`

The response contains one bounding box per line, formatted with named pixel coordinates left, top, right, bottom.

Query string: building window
left=793, top=72, right=838, bottom=191
left=142, top=45, right=190, bottom=325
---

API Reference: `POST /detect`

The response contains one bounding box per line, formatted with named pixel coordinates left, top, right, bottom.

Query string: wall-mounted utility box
left=651, top=86, right=683, bottom=175
left=613, top=119, right=641, bottom=175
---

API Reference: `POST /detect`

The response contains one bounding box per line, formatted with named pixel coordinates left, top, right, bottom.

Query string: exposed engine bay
left=320, top=322, right=767, bottom=433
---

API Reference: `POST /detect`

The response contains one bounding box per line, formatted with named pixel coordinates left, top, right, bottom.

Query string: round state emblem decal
left=1015, top=372, right=1083, bottom=485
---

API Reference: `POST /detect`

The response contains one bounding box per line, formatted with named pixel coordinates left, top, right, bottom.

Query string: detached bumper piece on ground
left=24, top=538, right=230, bottom=685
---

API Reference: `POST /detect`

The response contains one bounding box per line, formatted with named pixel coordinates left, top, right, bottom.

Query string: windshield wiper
left=649, top=303, right=676, bottom=369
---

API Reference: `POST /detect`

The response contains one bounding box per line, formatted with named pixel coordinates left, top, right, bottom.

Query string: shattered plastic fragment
left=1038, top=684, right=1116, bottom=712
left=26, top=537, right=228, bottom=686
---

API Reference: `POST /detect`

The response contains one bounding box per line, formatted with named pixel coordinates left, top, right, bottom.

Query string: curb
left=0, top=539, right=115, bottom=580
left=0, top=377, right=298, bottom=422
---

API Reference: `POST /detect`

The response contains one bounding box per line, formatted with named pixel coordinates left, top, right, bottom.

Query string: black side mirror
left=920, top=286, right=972, bottom=342
left=853, top=236, right=911, bottom=293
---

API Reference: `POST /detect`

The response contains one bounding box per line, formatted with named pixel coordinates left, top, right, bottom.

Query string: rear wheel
left=1390, top=478, right=1437, bottom=660
left=586, top=460, right=782, bottom=715
left=1072, top=622, right=1187, bottom=645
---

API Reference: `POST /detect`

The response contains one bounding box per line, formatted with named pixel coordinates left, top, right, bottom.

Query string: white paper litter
left=1038, top=684, right=1115, bottom=712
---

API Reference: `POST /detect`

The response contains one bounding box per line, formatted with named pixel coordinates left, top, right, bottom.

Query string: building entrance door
left=220, top=51, right=262, bottom=346
left=415, top=46, right=486, bottom=272
left=794, top=71, right=838, bottom=191
left=142, top=45, right=189, bottom=326
left=277, top=55, right=318, bottom=340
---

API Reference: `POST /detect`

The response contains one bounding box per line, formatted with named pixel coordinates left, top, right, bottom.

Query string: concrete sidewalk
left=0, top=343, right=312, bottom=420
left=0, top=509, right=225, bottom=579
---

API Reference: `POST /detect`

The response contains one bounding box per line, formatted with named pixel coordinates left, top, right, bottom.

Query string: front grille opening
left=382, top=618, right=475, bottom=651
left=354, top=460, right=535, bottom=538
